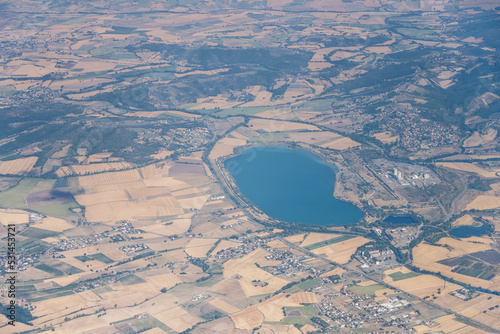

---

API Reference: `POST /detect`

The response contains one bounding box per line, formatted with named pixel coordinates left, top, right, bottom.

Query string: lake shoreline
left=223, top=144, right=365, bottom=227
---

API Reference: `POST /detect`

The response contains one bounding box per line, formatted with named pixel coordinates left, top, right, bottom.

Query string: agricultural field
left=0, top=157, right=38, bottom=175
left=436, top=162, right=500, bottom=178
left=0, top=0, right=499, bottom=332
left=310, top=236, right=370, bottom=264
left=412, top=238, right=500, bottom=291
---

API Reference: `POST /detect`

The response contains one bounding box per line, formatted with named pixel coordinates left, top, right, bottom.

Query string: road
left=279, top=237, right=500, bottom=334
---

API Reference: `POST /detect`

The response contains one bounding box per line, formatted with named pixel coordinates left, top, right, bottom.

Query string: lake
left=224, top=146, right=364, bottom=226
left=450, top=224, right=490, bottom=238
left=384, top=216, right=418, bottom=225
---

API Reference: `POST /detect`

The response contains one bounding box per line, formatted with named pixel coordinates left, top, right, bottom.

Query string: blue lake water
left=224, top=146, right=364, bottom=226
left=450, top=224, right=490, bottom=238
left=384, top=216, right=418, bottom=225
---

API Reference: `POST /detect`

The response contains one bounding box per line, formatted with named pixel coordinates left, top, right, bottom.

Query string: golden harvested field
left=434, top=293, right=500, bottom=320
left=320, top=136, right=360, bottom=150
left=461, top=236, right=494, bottom=244
left=357, top=280, right=378, bottom=287
left=463, top=129, right=497, bottom=148
left=288, top=292, right=317, bottom=304
left=76, top=169, right=142, bottom=187
left=436, top=162, right=500, bottom=178
left=459, top=298, right=500, bottom=328
left=56, top=162, right=133, bottom=177
left=209, top=137, right=247, bottom=160
left=375, top=288, right=396, bottom=301
left=209, top=297, right=241, bottom=314
left=439, top=153, right=500, bottom=161
left=385, top=266, right=412, bottom=275
left=224, top=248, right=289, bottom=296
left=74, top=189, right=130, bottom=206
left=101, top=284, right=159, bottom=308
left=263, top=324, right=302, bottom=334
left=412, top=239, right=497, bottom=290
left=154, top=307, right=202, bottom=332
left=413, top=315, right=484, bottom=334
left=300, top=324, right=319, bottom=333
left=267, top=239, right=288, bottom=249
left=58, top=314, right=109, bottom=334
left=465, top=195, right=500, bottom=210
left=184, top=238, right=218, bottom=257
left=44, top=273, right=82, bottom=287
left=87, top=152, right=113, bottom=163
left=189, top=94, right=241, bottom=110
left=0, top=156, right=38, bottom=175
left=254, top=107, right=294, bottom=120
left=175, top=68, right=229, bottom=77
left=124, top=110, right=166, bottom=118
left=70, top=160, right=211, bottom=222
left=143, top=273, right=182, bottom=290
left=36, top=217, right=74, bottom=232
left=282, top=131, right=342, bottom=145
left=452, top=214, right=475, bottom=226
left=177, top=194, right=210, bottom=210
left=320, top=267, right=346, bottom=278
left=151, top=149, right=174, bottom=160
left=436, top=237, right=492, bottom=253
left=84, top=196, right=184, bottom=222
left=138, top=163, right=170, bottom=178
left=142, top=177, right=186, bottom=188
left=230, top=305, right=264, bottom=330
left=0, top=209, right=30, bottom=225
left=312, top=236, right=370, bottom=264
left=248, top=118, right=320, bottom=132
left=385, top=274, right=461, bottom=298
left=257, top=294, right=304, bottom=322
left=141, top=218, right=192, bottom=236
left=308, top=61, right=334, bottom=71
left=164, top=110, right=202, bottom=118
left=373, top=131, right=399, bottom=144
left=71, top=60, right=117, bottom=72
left=31, top=292, right=98, bottom=319
left=125, top=187, right=170, bottom=200
left=300, top=232, right=341, bottom=247
left=285, top=233, right=307, bottom=243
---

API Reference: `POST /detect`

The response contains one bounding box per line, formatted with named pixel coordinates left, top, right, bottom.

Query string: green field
left=304, top=235, right=356, bottom=251
left=349, top=283, right=386, bottom=296
left=30, top=201, right=80, bottom=217
left=214, top=106, right=270, bottom=117
left=207, top=262, right=223, bottom=274
left=130, top=317, right=173, bottom=333
left=30, top=290, right=75, bottom=303
left=75, top=255, right=93, bottom=262
left=265, top=307, right=319, bottom=326
left=293, top=98, right=336, bottom=112
left=119, top=274, right=146, bottom=286
left=285, top=305, right=318, bottom=317
left=76, top=253, right=114, bottom=264
left=21, top=227, right=57, bottom=239
left=250, top=132, right=289, bottom=142
left=18, top=238, right=50, bottom=255
left=395, top=27, right=437, bottom=40
left=285, top=279, right=321, bottom=293
left=92, top=253, right=114, bottom=264
left=35, top=264, right=65, bottom=277
left=92, top=285, right=114, bottom=297
left=265, top=316, right=310, bottom=326
left=0, top=178, right=44, bottom=208
left=389, top=271, right=420, bottom=281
